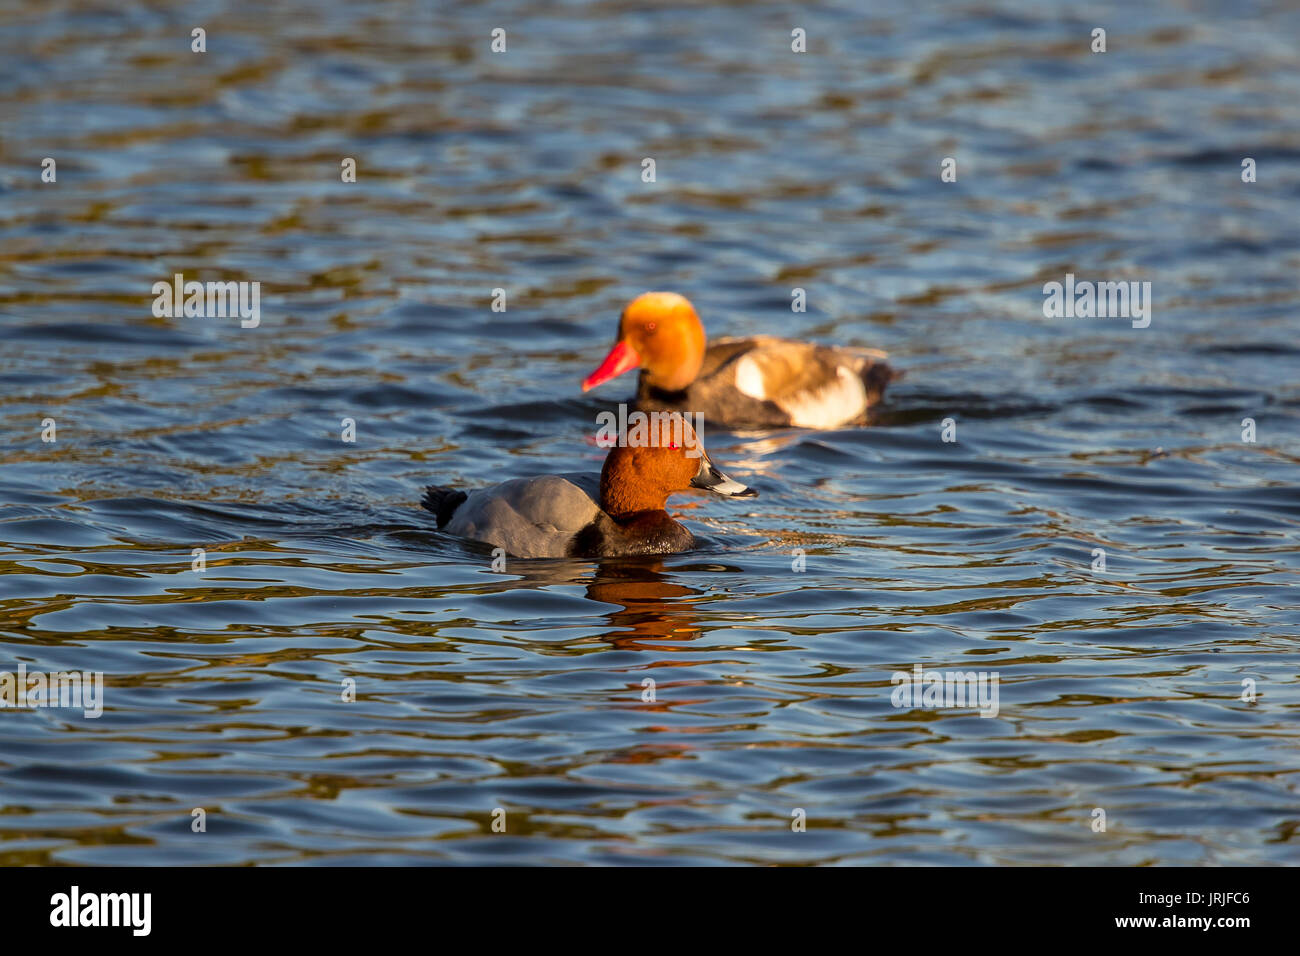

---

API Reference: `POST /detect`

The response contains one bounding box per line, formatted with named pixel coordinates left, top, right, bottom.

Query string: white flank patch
left=734, top=354, right=768, bottom=400
left=783, top=365, right=867, bottom=429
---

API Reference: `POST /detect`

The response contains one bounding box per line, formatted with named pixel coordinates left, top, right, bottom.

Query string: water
left=1, top=0, right=1298, bottom=865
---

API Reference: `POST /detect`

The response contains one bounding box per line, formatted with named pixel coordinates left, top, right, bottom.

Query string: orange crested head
left=582, top=292, right=707, bottom=393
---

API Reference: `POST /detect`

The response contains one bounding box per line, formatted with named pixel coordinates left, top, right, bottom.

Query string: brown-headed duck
left=421, top=413, right=754, bottom=559
left=582, top=291, right=898, bottom=429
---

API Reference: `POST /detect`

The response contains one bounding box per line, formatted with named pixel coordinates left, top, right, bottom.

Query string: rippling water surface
left=1, top=0, right=1298, bottom=865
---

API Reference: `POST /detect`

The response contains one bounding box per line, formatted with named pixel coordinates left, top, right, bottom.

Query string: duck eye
left=644, top=321, right=656, bottom=333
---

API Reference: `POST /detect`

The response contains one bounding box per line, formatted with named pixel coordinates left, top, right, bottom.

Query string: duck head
left=599, top=411, right=754, bottom=519
left=582, top=292, right=706, bottom=393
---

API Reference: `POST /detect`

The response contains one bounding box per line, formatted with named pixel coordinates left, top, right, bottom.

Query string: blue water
left=0, top=0, right=1298, bottom=864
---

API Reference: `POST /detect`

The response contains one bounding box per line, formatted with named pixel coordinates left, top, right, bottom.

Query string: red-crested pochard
left=421, top=413, right=755, bottom=558
left=582, top=292, right=898, bottom=429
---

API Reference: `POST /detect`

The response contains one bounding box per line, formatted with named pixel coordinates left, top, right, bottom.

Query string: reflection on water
left=1, top=0, right=1299, bottom=864
left=585, top=560, right=705, bottom=647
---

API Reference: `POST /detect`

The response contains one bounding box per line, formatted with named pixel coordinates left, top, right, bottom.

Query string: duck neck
left=638, top=372, right=689, bottom=404
left=601, top=488, right=669, bottom=523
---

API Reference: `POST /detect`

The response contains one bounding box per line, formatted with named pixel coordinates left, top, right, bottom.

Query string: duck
left=421, top=413, right=755, bottom=559
left=581, top=292, right=898, bottom=429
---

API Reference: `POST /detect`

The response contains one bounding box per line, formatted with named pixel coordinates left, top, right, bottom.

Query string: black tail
left=863, top=360, right=902, bottom=405
left=421, top=485, right=467, bottom=528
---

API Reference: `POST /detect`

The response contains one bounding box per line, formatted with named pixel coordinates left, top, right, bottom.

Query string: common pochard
left=421, top=413, right=754, bottom=558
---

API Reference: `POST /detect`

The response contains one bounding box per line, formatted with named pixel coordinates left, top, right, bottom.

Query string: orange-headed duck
left=582, top=292, right=898, bottom=429
left=421, top=413, right=754, bottom=558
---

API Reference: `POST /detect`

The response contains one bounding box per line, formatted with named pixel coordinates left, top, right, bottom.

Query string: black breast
left=569, top=510, right=695, bottom=558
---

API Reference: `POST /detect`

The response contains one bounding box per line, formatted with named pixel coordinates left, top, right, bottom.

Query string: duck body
left=423, top=476, right=695, bottom=559
left=634, top=334, right=896, bottom=429
left=421, top=412, right=754, bottom=560
left=583, top=293, right=898, bottom=430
